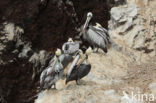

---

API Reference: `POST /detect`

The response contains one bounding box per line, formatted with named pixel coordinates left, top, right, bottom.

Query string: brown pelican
left=58, top=53, right=73, bottom=69
left=40, top=49, right=63, bottom=90
left=63, top=50, right=82, bottom=78
left=80, top=12, right=111, bottom=53
left=62, top=38, right=80, bottom=56
left=65, top=47, right=92, bottom=85
left=49, top=49, right=73, bottom=71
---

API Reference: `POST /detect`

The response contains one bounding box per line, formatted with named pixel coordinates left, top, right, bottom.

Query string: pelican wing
left=47, top=58, right=57, bottom=75
left=59, top=54, right=73, bottom=68
left=86, top=28, right=106, bottom=47
left=92, top=25, right=110, bottom=37
left=48, top=55, right=56, bottom=65
left=40, top=68, right=47, bottom=84
left=90, top=25, right=110, bottom=45
left=62, top=42, right=80, bottom=55
left=40, top=59, right=64, bottom=89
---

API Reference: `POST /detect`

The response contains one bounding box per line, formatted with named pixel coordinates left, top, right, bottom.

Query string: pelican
left=40, top=49, right=63, bottom=90
left=58, top=53, right=73, bottom=69
left=80, top=12, right=111, bottom=53
left=62, top=38, right=80, bottom=56
left=49, top=51, right=73, bottom=71
left=63, top=50, right=82, bottom=78
left=65, top=47, right=92, bottom=85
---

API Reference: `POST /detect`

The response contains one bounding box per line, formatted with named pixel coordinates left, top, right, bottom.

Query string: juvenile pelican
left=80, top=12, right=111, bottom=53
left=62, top=38, right=80, bottom=56
left=40, top=49, right=63, bottom=90
left=65, top=47, right=92, bottom=85
left=49, top=50, right=73, bottom=70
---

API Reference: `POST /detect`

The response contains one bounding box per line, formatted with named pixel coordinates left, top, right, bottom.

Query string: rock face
left=109, top=1, right=156, bottom=58
left=0, top=0, right=111, bottom=103
left=35, top=0, right=156, bottom=103
left=29, top=50, right=53, bottom=80
left=0, top=0, right=156, bottom=103
left=0, top=22, right=51, bottom=74
left=0, top=22, right=28, bottom=64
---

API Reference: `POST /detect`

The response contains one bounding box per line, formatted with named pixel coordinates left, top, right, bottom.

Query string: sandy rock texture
left=109, top=0, right=156, bottom=62
left=35, top=50, right=156, bottom=103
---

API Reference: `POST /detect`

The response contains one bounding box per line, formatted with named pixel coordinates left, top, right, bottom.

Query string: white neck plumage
left=83, top=17, right=91, bottom=30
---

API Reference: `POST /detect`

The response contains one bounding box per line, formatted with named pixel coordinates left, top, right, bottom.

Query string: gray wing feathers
left=62, top=42, right=79, bottom=55
left=87, top=29, right=106, bottom=47
left=62, top=43, right=66, bottom=52
left=89, top=26, right=110, bottom=45
left=40, top=69, right=47, bottom=84
left=48, top=56, right=55, bottom=65
left=59, top=54, right=73, bottom=68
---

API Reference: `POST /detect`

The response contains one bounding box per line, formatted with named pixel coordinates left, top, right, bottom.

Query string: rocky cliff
left=0, top=0, right=156, bottom=103
left=35, top=0, right=156, bottom=103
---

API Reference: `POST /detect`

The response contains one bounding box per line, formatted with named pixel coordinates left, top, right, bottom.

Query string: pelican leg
left=93, top=45, right=97, bottom=53
left=53, top=84, right=56, bottom=89
left=76, top=67, right=81, bottom=85
left=82, top=45, right=87, bottom=51
left=93, top=48, right=98, bottom=53
left=76, top=79, right=81, bottom=85
left=47, top=86, right=51, bottom=90
left=97, top=48, right=99, bottom=52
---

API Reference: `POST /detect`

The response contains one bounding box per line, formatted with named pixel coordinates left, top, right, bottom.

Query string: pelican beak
left=83, top=16, right=91, bottom=29
left=67, top=55, right=80, bottom=76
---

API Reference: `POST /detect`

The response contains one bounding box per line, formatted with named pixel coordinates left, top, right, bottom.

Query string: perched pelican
left=58, top=53, right=73, bottom=69
left=49, top=52, right=73, bottom=70
left=62, top=38, right=80, bottom=56
left=65, top=47, right=92, bottom=85
left=63, top=50, right=82, bottom=78
left=80, top=12, right=111, bottom=53
left=40, top=49, right=63, bottom=90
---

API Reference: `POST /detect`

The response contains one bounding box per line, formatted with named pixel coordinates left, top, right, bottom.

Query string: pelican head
left=87, top=12, right=93, bottom=22
left=68, top=38, right=73, bottom=42
left=95, top=22, right=102, bottom=28
left=84, top=12, right=93, bottom=29
left=86, top=47, right=92, bottom=55
left=87, top=12, right=93, bottom=18
left=55, top=48, right=61, bottom=57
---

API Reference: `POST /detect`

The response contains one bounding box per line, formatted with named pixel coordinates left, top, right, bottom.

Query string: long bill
left=47, top=56, right=57, bottom=75
left=83, top=17, right=91, bottom=30
left=67, top=54, right=80, bottom=77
